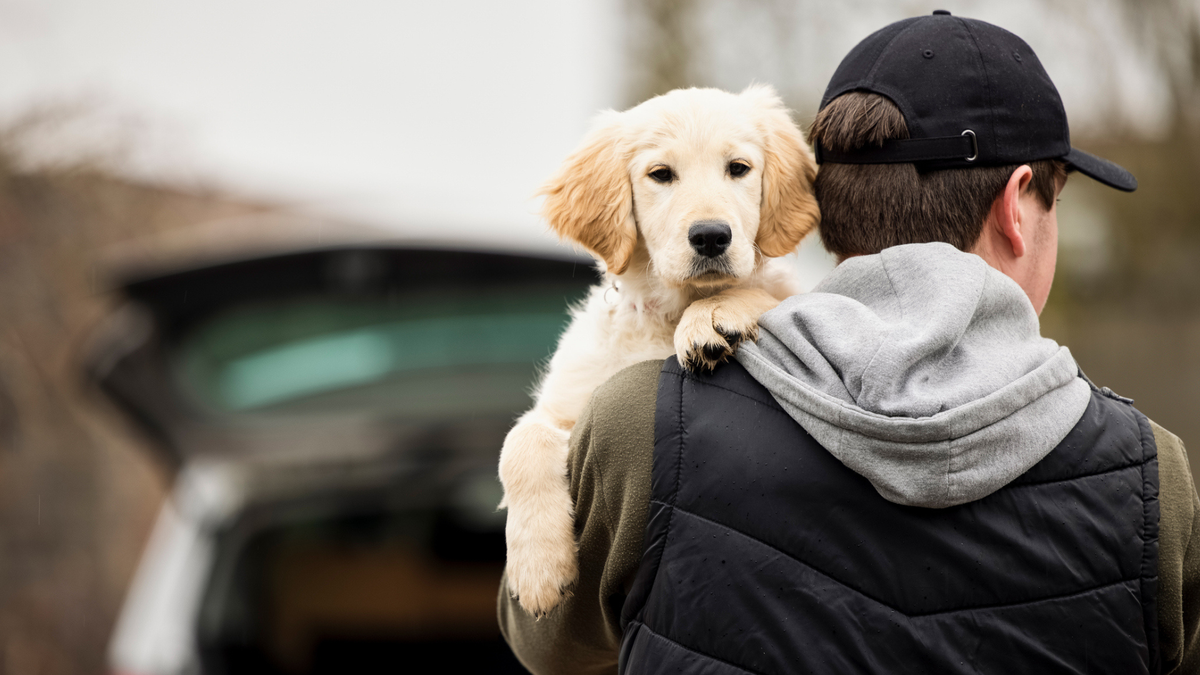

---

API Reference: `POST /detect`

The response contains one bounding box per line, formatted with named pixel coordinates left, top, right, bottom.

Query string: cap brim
left=1064, top=148, right=1137, bottom=192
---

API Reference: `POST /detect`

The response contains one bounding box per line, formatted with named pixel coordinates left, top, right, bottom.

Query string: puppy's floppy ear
left=743, top=84, right=820, bottom=258
left=538, top=112, right=637, bottom=275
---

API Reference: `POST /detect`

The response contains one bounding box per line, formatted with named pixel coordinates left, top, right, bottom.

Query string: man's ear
left=990, top=164, right=1035, bottom=258
left=742, top=84, right=820, bottom=258
left=537, top=113, right=637, bottom=275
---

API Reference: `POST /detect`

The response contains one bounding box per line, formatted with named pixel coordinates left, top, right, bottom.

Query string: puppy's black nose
left=688, top=221, right=732, bottom=258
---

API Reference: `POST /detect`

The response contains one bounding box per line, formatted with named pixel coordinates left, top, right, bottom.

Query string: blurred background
left=0, top=0, right=1197, bottom=673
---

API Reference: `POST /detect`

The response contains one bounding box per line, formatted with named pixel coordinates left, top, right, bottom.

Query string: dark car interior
left=196, top=460, right=524, bottom=674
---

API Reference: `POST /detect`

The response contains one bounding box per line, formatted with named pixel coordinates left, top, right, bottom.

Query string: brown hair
left=809, top=92, right=1067, bottom=259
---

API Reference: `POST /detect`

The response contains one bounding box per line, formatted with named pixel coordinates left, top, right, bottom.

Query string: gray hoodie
left=735, top=242, right=1091, bottom=509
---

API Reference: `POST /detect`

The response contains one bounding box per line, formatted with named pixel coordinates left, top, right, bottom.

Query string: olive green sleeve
left=498, top=360, right=662, bottom=675
left=1153, top=420, right=1200, bottom=674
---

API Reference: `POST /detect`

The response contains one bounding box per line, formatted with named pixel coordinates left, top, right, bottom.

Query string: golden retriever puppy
left=499, top=85, right=819, bottom=617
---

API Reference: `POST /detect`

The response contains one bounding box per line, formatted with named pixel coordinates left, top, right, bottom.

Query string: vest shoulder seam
left=654, top=499, right=1145, bottom=619
left=663, top=370, right=784, bottom=413
left=1134, top=407, right=1161, bottom=670
left=1009, top=456, right=1154, bottom=490
left=643, top=366, right=685, bottom=614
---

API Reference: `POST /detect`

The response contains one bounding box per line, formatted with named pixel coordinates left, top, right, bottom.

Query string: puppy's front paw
left=505, top=496, right=578, bottom=618
left=675, top=297, right=761, bottom=373
left=499, top=420, right=579, bottom=618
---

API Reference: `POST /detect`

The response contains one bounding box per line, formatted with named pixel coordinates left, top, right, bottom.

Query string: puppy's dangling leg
left=498, top=410, right=579, bottom=617
left=675, top=286, right=783, bottom=372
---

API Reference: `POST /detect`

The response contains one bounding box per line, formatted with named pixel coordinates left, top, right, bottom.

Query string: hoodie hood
left=735, top=242, right=1091, bottom=508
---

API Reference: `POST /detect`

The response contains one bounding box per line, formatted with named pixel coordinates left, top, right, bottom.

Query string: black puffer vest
left=620, top=358, right=1160, bottom=675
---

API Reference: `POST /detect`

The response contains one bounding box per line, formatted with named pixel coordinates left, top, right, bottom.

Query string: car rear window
left=175, top=283, right=584, bottom=416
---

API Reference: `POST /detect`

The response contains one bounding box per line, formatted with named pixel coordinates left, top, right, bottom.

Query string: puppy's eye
left=729, top=161, right=751, bottom=178
left=649, top=167, right=674, bottom=183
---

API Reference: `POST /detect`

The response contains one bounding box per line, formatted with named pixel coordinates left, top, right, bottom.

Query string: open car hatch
left=85, top=243, right=595, bottom=471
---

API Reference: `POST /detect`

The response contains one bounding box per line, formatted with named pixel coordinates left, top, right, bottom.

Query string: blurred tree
left=0, top=111, right=272, bottom=675
left=1046, top=0, right=1200, bottom=312
left=622, top=0, right=699, bottom=105
left=621, top=0, right=816, bottom=109
left=1115, top=0, right=1200, bottom=132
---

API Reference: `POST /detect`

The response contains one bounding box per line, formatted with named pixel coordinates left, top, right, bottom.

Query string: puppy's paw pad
left=682, top=343, right=708, bottom=373
left=701, top=342, right=727, bottom=361
left=712, top=313, right=760, bottom=345
left=679, top=335, right=731, bottom=373
left=676, top=317, right=730, bottom=373
left=714, top=325, right=753, bottom=347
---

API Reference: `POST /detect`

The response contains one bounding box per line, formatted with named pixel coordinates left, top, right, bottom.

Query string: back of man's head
left=808, top=11, right=1136, bottom=261
left=809, top=93, right=1065, bottom=259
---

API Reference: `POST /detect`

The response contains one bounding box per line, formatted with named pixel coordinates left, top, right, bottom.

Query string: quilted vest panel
left=620, top=358, right=1159, bottom=675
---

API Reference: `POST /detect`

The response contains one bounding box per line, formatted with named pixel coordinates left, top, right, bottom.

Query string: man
left=500, top=12, right=1200, bottom=674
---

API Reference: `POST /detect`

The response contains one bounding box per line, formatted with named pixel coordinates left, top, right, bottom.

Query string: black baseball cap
left=815, top=10, right=1137, bottom=191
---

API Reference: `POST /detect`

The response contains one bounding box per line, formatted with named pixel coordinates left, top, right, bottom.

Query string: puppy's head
left=539, top=85, right=819, bottom=285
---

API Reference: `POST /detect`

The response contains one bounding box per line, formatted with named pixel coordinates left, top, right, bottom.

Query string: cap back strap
left=815, top=130, right=977, bottom=165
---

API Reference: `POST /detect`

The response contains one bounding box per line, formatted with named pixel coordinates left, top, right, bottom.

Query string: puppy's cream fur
left=499, top=85, right=819, bottom=616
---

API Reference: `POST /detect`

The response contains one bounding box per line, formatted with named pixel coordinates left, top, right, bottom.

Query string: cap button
left=932, top=9, right=951, bottom=15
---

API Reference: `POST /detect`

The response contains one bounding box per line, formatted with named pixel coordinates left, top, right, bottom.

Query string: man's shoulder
left=569, top=359, right=662, bottom=479
left=1151, top=418, right=1197, bottom=512
left=1151, top=420, right=1193, bottom=486
left=590, top=359, right=664, bottom=417
left=1147, top=417, right=1200, bottom=674
left=1152, top=419, right=1188, bottom=460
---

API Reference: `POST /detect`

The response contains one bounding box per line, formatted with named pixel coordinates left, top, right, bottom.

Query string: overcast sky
left=0, top=0, right=1170, bottom=258
left=0, top=0, right=624, bottom=250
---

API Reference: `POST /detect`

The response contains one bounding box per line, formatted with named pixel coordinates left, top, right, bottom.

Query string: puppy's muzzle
left=688, top=220, right=732, bottom=258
